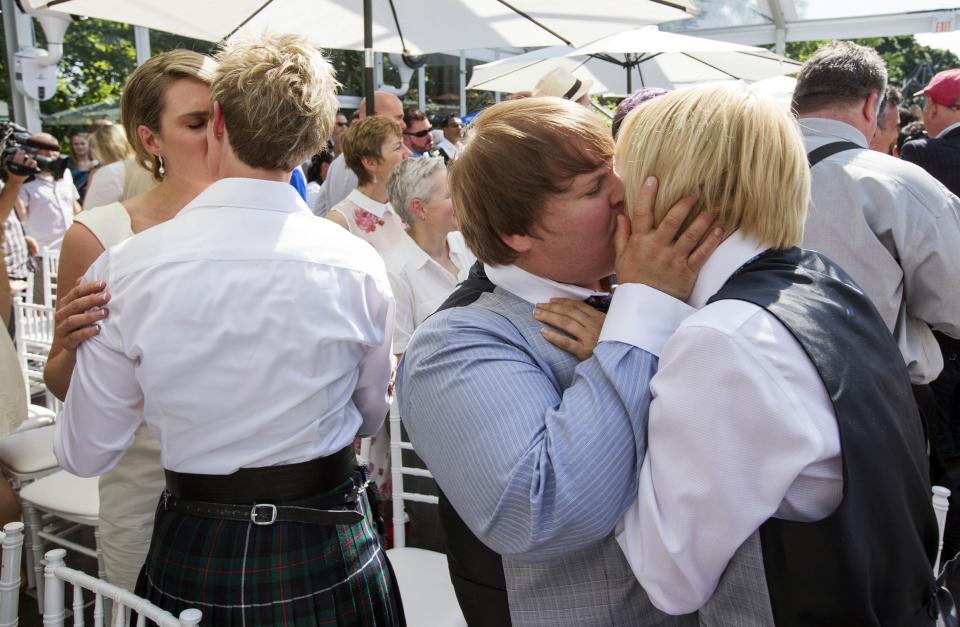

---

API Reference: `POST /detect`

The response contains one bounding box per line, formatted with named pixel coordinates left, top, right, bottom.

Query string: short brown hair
left=342, top=116, right=402, bottom=186
left=792, top=41, right=887, bottom=115
left=450, top=98, right=612, bottom=265
left=212, top=33, right=340, bottom=171
left=121, top=49, right=217, bottom=181
left=403, top=108, right=428, bottom=129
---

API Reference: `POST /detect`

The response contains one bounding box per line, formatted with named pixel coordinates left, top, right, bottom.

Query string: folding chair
left=43, top=548, right=202, bottom=627
left=41, top=251, right=60, bottom=309
left=387, top=400, right=466, bottom=627
left=13, top=301, right=59, bottom=413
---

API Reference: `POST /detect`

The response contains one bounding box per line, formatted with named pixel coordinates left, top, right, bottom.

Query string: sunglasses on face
left=404, top=128, right=433, bottom=138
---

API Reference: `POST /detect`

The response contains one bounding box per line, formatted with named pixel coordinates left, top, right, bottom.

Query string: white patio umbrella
left=25, top=0, right=697, bottom=54
left=26, top=0, right=697, bottom=114
left=467, top=25, right=802, bottom=96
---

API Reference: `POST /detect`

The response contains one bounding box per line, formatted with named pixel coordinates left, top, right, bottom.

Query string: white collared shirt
left=937, top=121, right=960, bottom=138
left=436, top=138, right=461, bottom=162
left=614, top=231, right=842, bottom=615
left=384, top=231, right=475, bottom=353
left=18, top=170, right=78, bottom=252
left=55, top=177, right=395, bottom=476
left=329, top=189, right=406, bottom=255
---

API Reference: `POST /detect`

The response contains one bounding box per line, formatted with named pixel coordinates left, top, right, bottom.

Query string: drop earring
left=158, top=155, right=165, bottom=176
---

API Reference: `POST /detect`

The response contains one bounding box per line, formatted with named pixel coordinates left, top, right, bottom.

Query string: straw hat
left=532, top=67, right=593, bottom=102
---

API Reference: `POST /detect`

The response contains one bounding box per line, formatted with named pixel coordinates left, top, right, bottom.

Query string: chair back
left=43, top=549, right=202, bottom=627
left=934, top=485, right=952, bottom=575
left=13, top=301, right=58, bottom=412
left=0, top=522, right=24, bottom=627
left=42, top=252, right=60, bottom=308
left=389, top=399, right=438, bottom=548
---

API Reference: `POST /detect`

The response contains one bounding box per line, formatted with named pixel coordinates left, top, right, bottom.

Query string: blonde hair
left=451, top=98, right=612, bottom=265
left=121, top=49, right=218, bottom=181
left=89, top=124, right=133, bottom=167
left=342, top=116, right=402, bottom=186
left=212, top=33, right=340, bottom=171
left=615, top=83, right=809, bottom=250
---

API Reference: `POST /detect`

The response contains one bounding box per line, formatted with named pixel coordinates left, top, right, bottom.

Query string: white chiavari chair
left=42, top=251, right=60, bottom=309
left=933, top=485, right=952, bottom=576
left=0, top=522, right=24, bottom=627
left=387, top=400, right=466, bottom=627
left=13, top=300, right=59, bottom=413
left=43, top=548, right=202, bottom=627
left=20, top=470, right=102, bottom=612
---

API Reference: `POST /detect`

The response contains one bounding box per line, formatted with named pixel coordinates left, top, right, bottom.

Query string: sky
left=916, top=31, right=960, bottom=57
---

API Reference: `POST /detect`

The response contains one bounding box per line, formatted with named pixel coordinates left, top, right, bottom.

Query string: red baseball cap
left=915, top=69, right=960, bottom=108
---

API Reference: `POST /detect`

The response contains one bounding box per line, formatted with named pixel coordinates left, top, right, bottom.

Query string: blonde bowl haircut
left=341, top=116, right=403, bottom=186
left=121, top=49, right=218, bottom=181
left=89, top=124, right=133, bottom=167
left=450, top=98, right=613, bottom=266
left=212, top=33, right=340, bottom=172
left=615, top=83, right=809, bottom=251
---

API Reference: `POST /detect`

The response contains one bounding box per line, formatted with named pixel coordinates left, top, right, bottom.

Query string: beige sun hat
left=532, top=67, right=594, bottom=102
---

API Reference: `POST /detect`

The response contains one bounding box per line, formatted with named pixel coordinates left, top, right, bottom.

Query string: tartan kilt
left=134, top=487, right=403, bottom=626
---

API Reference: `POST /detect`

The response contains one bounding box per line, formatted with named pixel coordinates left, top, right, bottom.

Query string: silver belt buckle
left=251, top=503, right=277, bottom=525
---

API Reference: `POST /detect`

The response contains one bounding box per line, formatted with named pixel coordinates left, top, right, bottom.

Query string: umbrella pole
left=364, top=0, right=375, bottom=116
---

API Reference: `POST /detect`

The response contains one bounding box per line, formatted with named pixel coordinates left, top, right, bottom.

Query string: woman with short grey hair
left=385, top=156, right=475, bottom=354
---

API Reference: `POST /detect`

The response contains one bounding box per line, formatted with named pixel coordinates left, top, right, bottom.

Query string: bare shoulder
left=58, top=222, right=107, bottom=286
left=326, top=209, right=350, bottom=230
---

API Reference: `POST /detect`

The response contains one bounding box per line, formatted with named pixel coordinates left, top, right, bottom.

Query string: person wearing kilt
left=54, top=32, right=404, bottom=626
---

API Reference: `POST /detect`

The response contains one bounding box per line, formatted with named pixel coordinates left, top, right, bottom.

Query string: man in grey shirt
left=794, top=41, right=960, bottom=391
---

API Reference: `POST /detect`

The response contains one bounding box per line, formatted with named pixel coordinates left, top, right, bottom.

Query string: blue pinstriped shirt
left=397, top=270, right=691, bottom=561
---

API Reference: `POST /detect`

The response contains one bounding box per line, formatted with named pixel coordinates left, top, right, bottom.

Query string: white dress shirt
left=314, top=154, right=358, bottom=217
left=614, top=231, right=842, bottom=615
left=800, top=117, right=960, bottom=383
left=436, top=138, right=461, bottom=162
left=329, top=189, right=406, bottom=255
left=55, top=177, right=394, bottom=476
left=383, top=231, right=475, bottom=353
left=18, top=170, right=78, bottom=252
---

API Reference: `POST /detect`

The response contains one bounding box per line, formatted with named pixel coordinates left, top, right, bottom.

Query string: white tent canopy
left=664, top=0, right=960, bottom=52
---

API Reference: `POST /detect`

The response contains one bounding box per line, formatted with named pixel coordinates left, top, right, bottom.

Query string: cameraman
left=14, top=132, right=80, bottom=254
left=1, top=150, right=39, bottom=338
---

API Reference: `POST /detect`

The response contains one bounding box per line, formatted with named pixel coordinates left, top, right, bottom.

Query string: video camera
left=0, top=120, right=69, bottom=179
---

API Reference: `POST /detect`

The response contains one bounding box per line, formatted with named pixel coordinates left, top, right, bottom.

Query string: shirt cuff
left=599, top=284, right=694, bottom=356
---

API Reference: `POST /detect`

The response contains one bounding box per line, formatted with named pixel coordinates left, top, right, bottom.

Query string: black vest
left=708, top=247, right=938, bottom=625
left=434, top=262, right=512, bottom=626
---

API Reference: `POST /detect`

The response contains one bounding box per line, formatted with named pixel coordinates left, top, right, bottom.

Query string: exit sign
left=933, top=14, right=956, bottom=33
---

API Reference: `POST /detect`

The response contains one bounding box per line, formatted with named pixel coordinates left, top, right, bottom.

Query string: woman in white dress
left=42, top=49, right=217, bottom=593
left=384, top=157, right=475, bottom=355
left=326, top=115, right=410, bottom=253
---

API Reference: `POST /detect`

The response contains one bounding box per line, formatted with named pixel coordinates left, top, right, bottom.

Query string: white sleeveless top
left=328, top=189, right=406, bottom=255
left=74, top=200, right=165, bottom=594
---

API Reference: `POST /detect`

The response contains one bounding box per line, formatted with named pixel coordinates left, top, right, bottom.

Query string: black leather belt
left=162, top=446, right=366, bottom=526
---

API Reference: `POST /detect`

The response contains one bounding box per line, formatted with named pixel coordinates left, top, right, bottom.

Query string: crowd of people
left=1, top=29, right=959, bottom=626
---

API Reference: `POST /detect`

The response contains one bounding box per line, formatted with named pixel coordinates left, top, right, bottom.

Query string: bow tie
left=583, top=294, right=612, bottom=313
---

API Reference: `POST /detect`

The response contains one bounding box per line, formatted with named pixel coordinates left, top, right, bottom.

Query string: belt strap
left=165, top=445, right=357, bottom=503
left=162, top=470, right=369, bottom=526
left=807, top=141, right=861, bottom=168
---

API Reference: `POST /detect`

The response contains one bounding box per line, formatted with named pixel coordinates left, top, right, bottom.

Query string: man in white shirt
left=55, top=33, right=402, bottom=624
left=435, top=114, right=463, bottom=163
left=614, top=82, right=937, bottom=624
left=15, top=133, right=80, bottom=252
left=314, top=90, right=405, bottom=216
